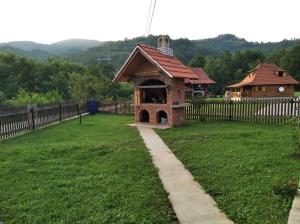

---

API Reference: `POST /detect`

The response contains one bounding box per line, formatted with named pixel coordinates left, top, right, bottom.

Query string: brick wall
left=132, top=75, right=186, bottom=126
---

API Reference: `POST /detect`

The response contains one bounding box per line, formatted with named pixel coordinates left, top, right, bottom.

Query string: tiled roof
left=228, top=63, right=299, bottom=88
left=138, top=44, right=197, bottom=79
left=113, top=44, right=197, bottom=82
left=185, top=67, right=215, bottom=85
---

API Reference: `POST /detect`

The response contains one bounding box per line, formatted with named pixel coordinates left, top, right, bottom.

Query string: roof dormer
left=276, top=70, right=286, bottom=77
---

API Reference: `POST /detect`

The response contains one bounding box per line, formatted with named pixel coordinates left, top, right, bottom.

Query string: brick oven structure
left=113, top=35, right=197, bottom=126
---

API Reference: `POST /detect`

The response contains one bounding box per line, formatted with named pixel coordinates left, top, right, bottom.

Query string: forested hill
left=194, top=34, right=298, bottom=53
left=0, top=34, right=298, bottom=66
left=0, top=39, right=103, bottom=60
left=70, top=34, right=299, bottom=69
left=70, top=35, right=210, bottom=68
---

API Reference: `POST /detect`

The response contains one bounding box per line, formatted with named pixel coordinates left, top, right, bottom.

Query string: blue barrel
left=87, top=100, right=99, bottom=115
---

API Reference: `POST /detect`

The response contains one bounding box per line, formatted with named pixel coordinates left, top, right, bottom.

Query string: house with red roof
left=227, top=63, right=299, bottom=99
left=185, top=67, right=215, bottom=96
left=113, top=35, right=197, bottom=126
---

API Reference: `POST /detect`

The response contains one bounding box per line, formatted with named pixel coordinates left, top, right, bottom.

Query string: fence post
left=59, top=103, right=62, bottom=122
left=77, top=104, right=82, bottom=125
left=229, top=100, right=233, bottom=121
left=30, top=108, right=35, bottom=130
left=115, top=102, right=118, bottom=114
left=291, top=98, right=294, bottom=116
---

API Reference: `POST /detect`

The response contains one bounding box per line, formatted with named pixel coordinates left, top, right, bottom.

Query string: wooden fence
left=97, top=98, right=300, bottom=124
left=0, top=102, right=83, bottom=140
left=185, top=97, right=300, bottom=123
left=99, top=100, right=134, bottom=114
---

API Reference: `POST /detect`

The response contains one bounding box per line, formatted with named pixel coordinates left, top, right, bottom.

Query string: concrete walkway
left=288, top=189, right=300, bottom=224
left=137, top=127, right=233, bottom=224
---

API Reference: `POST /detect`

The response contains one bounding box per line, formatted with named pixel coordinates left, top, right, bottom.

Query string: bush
left=0, top=90, right=5, bottom=104
left=7, top=89, right=63, bottom=106
left=272, top=177, right=298, bottom=198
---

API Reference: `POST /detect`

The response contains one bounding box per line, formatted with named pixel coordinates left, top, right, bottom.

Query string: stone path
left=137, top=126, right=233, bottom=224
left=128, top=123, right=171, bottom=129
left=288, top=189, right=300, bottom=224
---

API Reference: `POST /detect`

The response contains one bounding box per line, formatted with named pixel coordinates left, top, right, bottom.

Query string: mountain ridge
left=0, top=39, right=103, bottom=59
left=0, top=34, right=299, bottom=65
left=70, top=34, right=300, bottom=68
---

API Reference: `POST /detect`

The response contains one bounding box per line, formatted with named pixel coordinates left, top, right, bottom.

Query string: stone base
left=127, top=123, right=171, bottom=129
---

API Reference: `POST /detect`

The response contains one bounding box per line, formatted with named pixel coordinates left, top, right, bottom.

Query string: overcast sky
left=1, top=0, right=300, bottom=44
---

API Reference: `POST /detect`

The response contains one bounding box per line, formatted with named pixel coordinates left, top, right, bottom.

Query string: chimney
left=157, top=35, right=173, bottom=56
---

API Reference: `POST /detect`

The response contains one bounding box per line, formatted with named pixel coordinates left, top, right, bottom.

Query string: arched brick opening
left=139, top=110, right=150, bottom=123
left=156, top=110, right=168, bottom=124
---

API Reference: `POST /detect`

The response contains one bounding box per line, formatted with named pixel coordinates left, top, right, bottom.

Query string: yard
left=156, top=121, right=300, bottom=224
left=295, top=92, right=300, bottom=97
left=0, top=114, right=176, bottom=224
left=1, top=114, right=300, bottom=224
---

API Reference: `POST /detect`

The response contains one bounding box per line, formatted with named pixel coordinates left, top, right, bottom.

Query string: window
left=256, top=86, right=266, bottom=91
left=277, top=71, right=285, bottom=77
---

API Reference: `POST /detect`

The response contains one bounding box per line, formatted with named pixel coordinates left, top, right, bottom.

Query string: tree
left=205, top=51, right=234, bottom=95
left=232, top=50, right=265, bottom=81
left=281, top=43, right=300, bottom=81
left=188, top=54, right=206, bottom=67
left=68, top=72, right=89, bottom=105
left=0, top=90, right=5, bottom=104
left=7, top=89, right=62, bottom=105
left=266, top=48, right=287, bottom=65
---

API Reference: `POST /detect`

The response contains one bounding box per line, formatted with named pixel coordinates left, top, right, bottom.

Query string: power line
left=147, top=0, right=157, bottom=36
left=145, top=0, right=153, bottom=36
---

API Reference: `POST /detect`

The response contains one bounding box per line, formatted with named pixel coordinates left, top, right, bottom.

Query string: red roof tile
left=138, top=44, right=197, bottom=79
left=113, top=44, right=197, bottom=82
left=228, top=63, right=299, bottom=88
left=185, top=68, right=215, bottom=85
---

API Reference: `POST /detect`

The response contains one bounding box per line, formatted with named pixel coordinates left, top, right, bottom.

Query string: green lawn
left=157, top=121, right=300, bottom=224
left=295, top=92, right=300, bottom=97
left=0, top=114, right=176, bottom=224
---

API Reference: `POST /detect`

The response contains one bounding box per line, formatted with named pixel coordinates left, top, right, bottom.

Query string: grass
left=0, top=114, right=176, bottom=224
left=294, top=92, right=300, bottom=97
left=156, top=121, right=300, bottom=224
